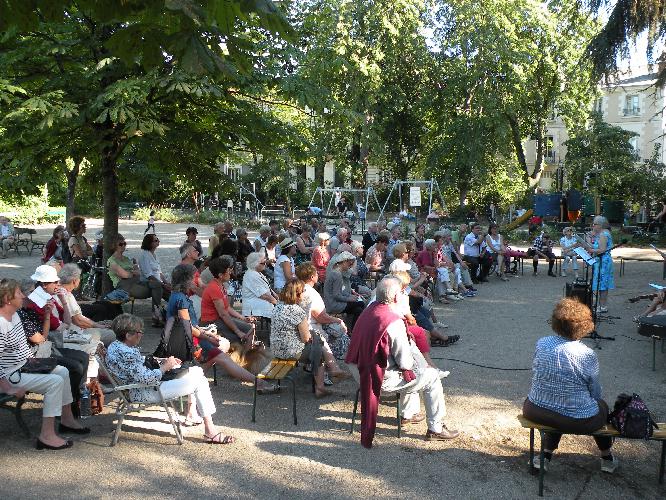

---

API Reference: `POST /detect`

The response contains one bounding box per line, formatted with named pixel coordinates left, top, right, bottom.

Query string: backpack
left=609, top=393, right=659, bottom=439
left=153, top=317, right=200, bottom=362
left=61, top=239, right=73, bottom=264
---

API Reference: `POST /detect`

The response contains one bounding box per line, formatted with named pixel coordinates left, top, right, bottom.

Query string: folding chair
left=96, top=355, right=183, bottom=446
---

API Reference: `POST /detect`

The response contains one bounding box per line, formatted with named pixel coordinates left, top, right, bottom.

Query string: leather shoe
left=36, top=438, right=74, bottom=450
left=401, top=413, right=425, bottom=425
left=425, top=426, right=460, bottom=440
left=58, top=423, right=91, bottom=435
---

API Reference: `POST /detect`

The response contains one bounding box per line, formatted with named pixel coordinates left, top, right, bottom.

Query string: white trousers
left=563, top=254, right=579, bottom=271
left=401, top=366, right=447, bottom=434
left=9, top=365, right=73, bottom=418
left=144, top=366, right=216, bottom=418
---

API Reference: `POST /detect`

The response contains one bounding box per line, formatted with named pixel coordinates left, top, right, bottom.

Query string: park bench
left=618, top=256, right=666, bottom=279
left=0, top=393, right=31, bottom=437
left=517, top=414, right=666, bottom=497
left=251, top=358, right=299, bottom=425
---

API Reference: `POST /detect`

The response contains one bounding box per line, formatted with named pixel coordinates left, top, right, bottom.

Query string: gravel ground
left=1, top=220, right=665, bottom=499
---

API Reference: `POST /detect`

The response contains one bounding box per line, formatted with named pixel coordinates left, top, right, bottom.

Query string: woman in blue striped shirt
left=523, top=298, right=618, bottom=473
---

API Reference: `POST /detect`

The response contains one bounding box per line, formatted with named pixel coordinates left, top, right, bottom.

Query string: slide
left=502, top=209, right=533, bottom=232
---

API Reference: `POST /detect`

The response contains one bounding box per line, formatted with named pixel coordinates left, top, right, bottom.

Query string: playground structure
left=377, top=179, right=447, bottom=223
left=307, top=186, right=382, bottom=219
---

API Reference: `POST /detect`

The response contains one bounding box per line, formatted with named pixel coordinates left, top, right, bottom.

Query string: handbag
left=33, top=340, right=53, bottom=358
left=609, top=393, right=659, bottom=439
left=144, top=355, right=191, bottom=381
left=9, top=357, right=58, bottom=383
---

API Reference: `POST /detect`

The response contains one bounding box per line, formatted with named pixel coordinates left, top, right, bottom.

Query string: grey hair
left=213, top=222, right=225, bottom=232
left=58, top=263, right=82, bottom=284
left=317, top=232, right=331, bottom=243
left=236, top=228, right=247, bottom=238
left=368, top=222, right=378, bottom=229
left=171, top=263, right=196, bottom=293
left=259, top=225, right=271, bottom=234
left=112, top=313, right=145, bottom=342
left=350, top=240, right=363, bottom=253
left=439, top=228, right=452, bottom=237
left=424, top=238, right=437, bottom=250
left=375, top=277, right=402, bottom=305
left=593, top=215, right=609, bottom=228
left=180, top=242, right=196, bottom=259
left=19, top=278, right=36, bottom=295
left=246, top=251, right=263, bottom=270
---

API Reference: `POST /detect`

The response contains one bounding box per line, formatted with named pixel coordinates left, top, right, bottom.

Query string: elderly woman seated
left=295, top=263, right=350, bottom=360
left=323, top=251, right=365, bottom=328
left=24, top=265, right=102, bottom=380
left=18, top=279, right=90, bottom=415
left=137, top=233, right=171, bottom=326
left=56, top=264, right=115, bottom=346
left=270, top=279, right=349, bottom=398
left=105, top=313, right=235, bottom=444
left=166, top=264, right=277, bottom=393
left=0, top=279, right=89, bottom=450
left=241, top=252, right=277, bottom=320
left=522, top=298, right=618, bottom=473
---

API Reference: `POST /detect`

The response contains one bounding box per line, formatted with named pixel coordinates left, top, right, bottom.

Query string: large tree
left=0, top=0, right=293, bottom=281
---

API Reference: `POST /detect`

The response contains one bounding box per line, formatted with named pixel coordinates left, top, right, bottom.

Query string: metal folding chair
left=97, top=355, right=183, bottom=446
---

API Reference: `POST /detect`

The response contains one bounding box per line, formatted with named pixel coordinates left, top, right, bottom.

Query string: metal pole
left=428, top=178, right=434, bottom=215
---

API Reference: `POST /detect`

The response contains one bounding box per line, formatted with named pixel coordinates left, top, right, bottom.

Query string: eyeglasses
left=130, top=330, right=143, bottom=336
left=258, top=261, right=266, bottom=265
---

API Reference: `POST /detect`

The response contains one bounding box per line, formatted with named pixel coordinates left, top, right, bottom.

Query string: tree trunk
left=101, top=152, right=120, bottom=296
left=65, top=160, right=80, bottom=222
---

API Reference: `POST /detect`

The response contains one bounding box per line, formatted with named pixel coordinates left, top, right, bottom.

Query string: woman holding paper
left=583, top=216, right=615, bottom=313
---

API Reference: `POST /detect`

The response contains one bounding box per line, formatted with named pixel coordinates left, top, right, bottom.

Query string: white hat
left=389, top=260, right=411, bottom=273
left=280, top=237, right=296, bottom=250
left=31, top=265, right=60, bottom=283
left=330, top=251, right=356, bottom=267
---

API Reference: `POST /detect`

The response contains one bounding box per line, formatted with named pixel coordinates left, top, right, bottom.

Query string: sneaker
left=598, top=306, right=608, bottom=314
left=438, top=370, right=450, bottom=379
left=323, top=374, right=333, bottom=386
left=600, top=456, right=619, bottom=473
left=425, top=425, right=460, bottom=440
left=467, top=286, right=478, bottom=292
left=560, top=271, right=567, bottom=277
left=533, top=271, right=538, bottom=276
left=448, top=294, right=462, bottom=301
left=463, top=290, right=476, bottom=298
left=531, top=455, right=550, bottom=471
left=401, top=413, right=425, bottom=425
left=443, top=335, right=460, bottom=346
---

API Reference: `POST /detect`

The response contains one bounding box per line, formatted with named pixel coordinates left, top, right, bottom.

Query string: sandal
left=430, top=339, right=446, bottom=347
left=204, top=432, right=235, bottom=444
left=182, top=416, right=204, bottom=427
left=257, top=383, right=280, bottom=395
left=442, top=335, right=460, bottom=347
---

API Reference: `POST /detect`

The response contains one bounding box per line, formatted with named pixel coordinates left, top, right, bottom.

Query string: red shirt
left=26, top=298, right=64, bottom=331
left=200, top=280, right=228, bottom=323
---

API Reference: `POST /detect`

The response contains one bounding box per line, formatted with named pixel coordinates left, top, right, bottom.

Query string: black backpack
left=609, top=393, right=659, bottom=439
left=153, top=317, right=197, bottom=362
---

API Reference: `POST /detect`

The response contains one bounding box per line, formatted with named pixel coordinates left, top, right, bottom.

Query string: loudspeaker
left=565, top=282, right=592, bottom=309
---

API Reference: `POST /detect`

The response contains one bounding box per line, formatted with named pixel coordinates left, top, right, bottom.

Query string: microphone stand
left=585, top=239, right=627, bottom=348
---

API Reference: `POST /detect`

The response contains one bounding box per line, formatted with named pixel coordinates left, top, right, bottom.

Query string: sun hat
left=388, top=260, right=411, bottom=273
left=31, top=265, right=60, bottom=283
left=280, top=237, right=296, bottom=250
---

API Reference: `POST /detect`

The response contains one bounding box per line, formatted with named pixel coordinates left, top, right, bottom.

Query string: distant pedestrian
left=144, top=210, right=155, bottom=235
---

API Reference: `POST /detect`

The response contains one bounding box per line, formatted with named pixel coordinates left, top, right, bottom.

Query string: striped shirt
left=0, top=312, right=31, bottom=379
left=528, top=335, right=601, bottom=418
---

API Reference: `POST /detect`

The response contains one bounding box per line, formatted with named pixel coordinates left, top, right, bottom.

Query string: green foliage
left=0, top=196, right=63, bottom=225
left=565, top=114, right=666, bottom=203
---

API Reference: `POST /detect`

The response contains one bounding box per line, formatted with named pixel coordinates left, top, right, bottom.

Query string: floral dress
left=592, top=230, right=615, bottom=291
left=269, top=303, right=307, bottom=359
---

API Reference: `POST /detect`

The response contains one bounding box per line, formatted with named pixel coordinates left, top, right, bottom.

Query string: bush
left=0, top=196, right=65, bottom=225
left=132, top=207, right=180, bottom=223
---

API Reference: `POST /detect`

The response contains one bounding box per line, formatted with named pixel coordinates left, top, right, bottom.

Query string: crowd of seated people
left=1, top=210, right=609, bottom=450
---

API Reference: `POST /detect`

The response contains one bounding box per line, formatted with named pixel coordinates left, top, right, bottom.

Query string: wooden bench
left=517, top=414, right=666, bottom=496
left=0, top=393, right=31, bottom=437
left=251, top=358, right=299, bottom=425
left=619, top=256, right=666, bottom=279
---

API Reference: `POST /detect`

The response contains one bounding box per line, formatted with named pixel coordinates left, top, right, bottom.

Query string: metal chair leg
left=213, top=364, right=218, bottom=386
left=396, top=395, right=402, bottom=438
left=529, top=428, right=535, bottom=473
left=13, top=397, right=31, bottom=438
left=538, top=430, right=545, bottom=497
left=252, top=377, right=258, bottom=423
left=350, top=388, right=360, bottom=433
left=289, top=377, right=297, bottom=426
left=653, top=336, right=657, bottom=371
left=163, top=401, right=183, bottom=445
left=659, top=441, right=666, bottom=484
left=111, top=407, right=125, bottom=447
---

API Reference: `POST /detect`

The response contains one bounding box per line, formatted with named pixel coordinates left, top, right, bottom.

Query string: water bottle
left=80, top=386, right=91, bottom=418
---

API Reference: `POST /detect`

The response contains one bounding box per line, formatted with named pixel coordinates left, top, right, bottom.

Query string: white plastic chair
left=97, top=355, right=183, bottom=446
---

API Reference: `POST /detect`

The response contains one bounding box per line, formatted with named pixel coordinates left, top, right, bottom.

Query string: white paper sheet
left=28, top=287, right=52, bottom=308
left=573, top=247, right=596, bottom=265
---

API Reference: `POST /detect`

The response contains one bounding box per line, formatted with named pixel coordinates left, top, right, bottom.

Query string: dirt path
left=1, top=221, right=665, bottom=499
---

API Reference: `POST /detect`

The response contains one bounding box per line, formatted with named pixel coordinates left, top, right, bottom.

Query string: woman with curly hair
left=522, top=298, right=617, bottom=473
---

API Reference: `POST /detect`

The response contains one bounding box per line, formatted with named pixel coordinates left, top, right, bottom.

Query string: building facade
left=525, top=69, right=666, bottom=190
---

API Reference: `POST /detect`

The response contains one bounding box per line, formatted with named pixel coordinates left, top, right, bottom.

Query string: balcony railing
left=544, top=150, right=556, bottom=161
left=623, top=107, right=640, bottom=116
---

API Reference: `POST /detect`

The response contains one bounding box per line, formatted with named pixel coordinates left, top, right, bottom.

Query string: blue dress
left=592, top=230, right=614, bottom=291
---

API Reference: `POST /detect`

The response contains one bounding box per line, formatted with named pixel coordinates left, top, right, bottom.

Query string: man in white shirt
left=0, top=216, right=15, bottom=258
left=462, top=223, right=489, bottom=284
